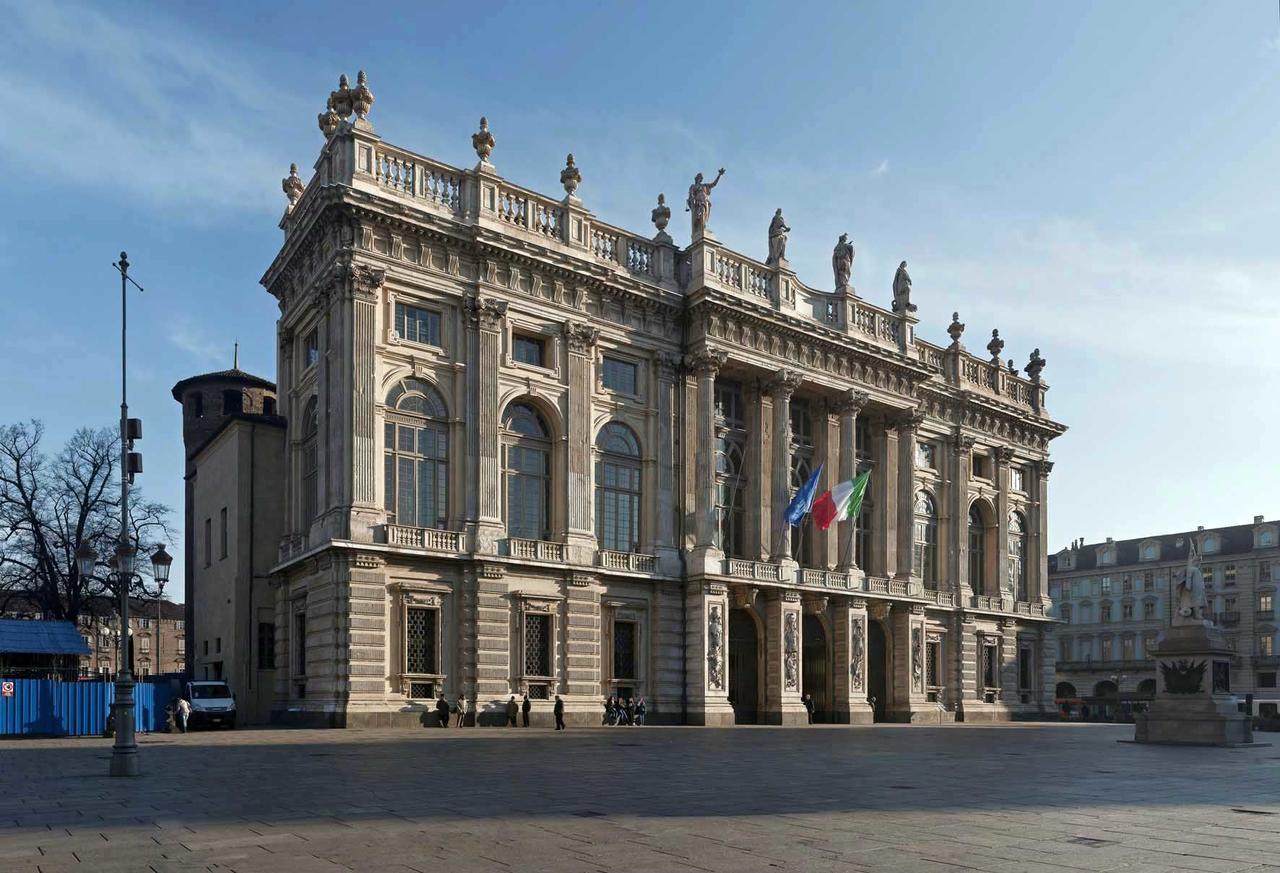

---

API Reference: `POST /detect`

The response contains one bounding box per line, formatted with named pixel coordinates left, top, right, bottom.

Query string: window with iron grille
left=406, top=607, right=438, bottom=675
left=294, top=612, right=307, bottom=675
left=524, top=613, right=551, bottom=676
left=926, top=640, right=941, bottom=687
left=613, top=621, right=637, bottom=680
left=1018, top=647, right=1033, bottom=690
left=982, top=642, right=998, bottom=688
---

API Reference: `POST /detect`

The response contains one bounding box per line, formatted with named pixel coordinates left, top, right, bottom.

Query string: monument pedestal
left=1134, top=623, right=1253, bottom=746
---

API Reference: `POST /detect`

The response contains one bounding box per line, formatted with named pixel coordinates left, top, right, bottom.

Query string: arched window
left=789, top=401, right=815, bottom=565
left=1008, top=510, right=1028, bottom=601
left=384, top=379, right=449, bottom=530
left=715, top=381, right=747, bottom=558
left=301, top=397, right=319, bottom=525
left=913, top=491, right=938, bottom=586
left=596, top=422, right=641, bottom=553
left=504, top=402, right=551, bottom=540
left=968, top=504, right=987, bottom=594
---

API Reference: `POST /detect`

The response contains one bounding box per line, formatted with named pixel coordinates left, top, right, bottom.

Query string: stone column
left=348, top=265, right=383, bottom=543
left=564, top=322, right=600, bottom=565
left=1000, top=618, right=1019, bottom=705
left=1035, top=461, right=1054, bottom=608
left=654, top=355, right=681, bottom=576
left=832, top=597, right=873, bottom=724
left=766, top=370, right=803, bottom=564
left=818, top=403, right=839, bottom=570
left=953, top=612, right=978, bottom=720
left=563, top=572, right=601, bottom=725
left=465, top=296, right=508, bottom=554
left=744, top=385, right=769, bottom=560
left=951, top=433, right=977, bottom=597
left=651, top=581, right=685, bottom=724
left=687, top=351, right=726, bottom=575
left=685, top=582, right=734, bottom=725
left=472, top=562, right=511, bottom=724
left=894, top=411, right=925, bottom=582
left=1037, top=623, right=1056, bottom=715
left=995, top=446, right=1015, bottom=603
left=763, top=590, right=807, bottom=725
left=873, top=419, right=898, bottom=578
left=890, top=604, right=929, bottom=721
left=835, top=390, right=869, bottom=572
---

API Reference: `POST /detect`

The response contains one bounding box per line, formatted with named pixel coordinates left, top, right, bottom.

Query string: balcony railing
left=597, top=550, right=656, bottom=574
left=864, top=576, right=913, bottom=597
left=725, top=559, right=781, bottom=582
left=1258, top=609, right=1275, bottom=621
left=801, top=569, right=852, bottom=590
left=1217, top=610, right=1241, bottom=626
left=384, top=525, right=464, bottom=553
left=507, top=538, right=565, bottom=562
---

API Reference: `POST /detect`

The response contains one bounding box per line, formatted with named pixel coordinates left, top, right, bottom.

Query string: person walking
left=625, top=697, right=636, bottom=726
left=603, top=696, right=612, bottom=726
left=175, top=696, right=191, bottom=733
left=455, top=695, right=467, bottom=727
left=522, top=693, right=532, bottom=727
left=803, top=693, right=815, bottom=725
left=436, top=694, right=450, bottom=728
left=635, top=696, right=646, bottom=726
left=554, top=695, right=566, bottom=731
left=507, top=695, right=519, bottom=727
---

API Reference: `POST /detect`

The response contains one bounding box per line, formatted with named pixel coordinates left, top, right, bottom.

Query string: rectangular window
left=1261, top=561, right=1272, bottom=583
left=1145, top=635, right=1158, bottom=656
left=405, top=607, right=438, bottom=674
left=1143, top=571, right=1153, bottom=591
left=258, top=622, right=276, bottom=670
left=305, top=329, right=320, bottom=368
left=1224, top=564, right=1236, bottom=585
left=927, top=641, right=942, bottom=687
left=1100, top=577, right=1112, bottom=596
left=1261, top=593, right=1274, bottom=613
left=1101, top=637, right=1113, bottom=660
left=1018, top=647, right=1032, bottom=690
left=1259, top=672, right=1277, bottom=689
left=1059, top=604, right=1072, bottom=624
left=1010, top=466, right=1025, bottom=492
left=294, top=613, right=307, bottom=675
left=1262, top=637, right=1274, bottom=657
left=602, top=356, right=638, bottom=394
left=513, top=334, right=546, bottom=367
left=219, top=507, right=228, bottom=559
left=1059, top=637, right=1070, bottom=661
left=1122, top=575, right=1132, bottom=594
left=215, top=637, right=221, bottom=654
left=139, top=636, right=150, bottom=653
left=1144, top=601, right=1155, bottom=620
left=139, top=617, right=150, bottom=629
left=613, top=620, right=637, bottom=680
left=203, top=518, right=211, bottom=567
left=1121, top=637, right=1134, bottom=659
left=1078, top=639, right=1091, bottom=660
left=1101, top=604, right=1112, bottom=623
left=524, top=613, right=552, bottom=676
left=176, top=620, right=184, bottom=631
left=982, top=643, right=998, bottom=688
left=203, top=640, right=209, bottom=656
left=915, top=441, right=936, bottom=470
left=1203, top=566, right=1216, bottom=586
left=394, top=303, right=441, bottom=347
left=972, top=453, right=990, bottom=480
left=177, top=638, right=185, bottom=654
left=1122, top=603, right=1134, bottom=620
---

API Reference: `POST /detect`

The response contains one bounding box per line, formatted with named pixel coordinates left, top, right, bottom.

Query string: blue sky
left=2, top=1, right=1278, bottom=599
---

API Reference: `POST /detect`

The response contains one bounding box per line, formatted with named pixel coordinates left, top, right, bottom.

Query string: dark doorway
left=867, top=619, right=888, bottom=722
left=802, top=614, right=830, bottom=722
left=728, top=608, right=760, bottom=724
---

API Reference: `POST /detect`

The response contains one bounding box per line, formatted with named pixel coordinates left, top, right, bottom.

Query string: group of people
left=603, top=695, right=645, bottom=726
left=435, top=693, right=566, bottom=730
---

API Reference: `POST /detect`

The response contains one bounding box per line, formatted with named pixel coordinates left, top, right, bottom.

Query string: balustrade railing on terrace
left=507, top=538, right=565, bottom=562
left=725, top=559, right=781, bottom=582
left=384, top=524, right=464, bottom=553
left=801, top=568, right=851, bottom=589
left=598, top=550, right=656, bottom=574
left=368, top=143, right=465, bottom=214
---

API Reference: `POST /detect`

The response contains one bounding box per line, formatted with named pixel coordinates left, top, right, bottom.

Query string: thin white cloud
left=871, top=159, right=890, bottom=178
left=0, top=0, right=302, bottom=216
left=167, top=317, right=229, bottom=367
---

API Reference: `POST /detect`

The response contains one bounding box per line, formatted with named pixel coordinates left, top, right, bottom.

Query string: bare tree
left=0, top=421, right=173, bottom=624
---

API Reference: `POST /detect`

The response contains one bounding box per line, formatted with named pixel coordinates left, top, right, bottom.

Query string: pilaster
left=745, top=385, right=769, bottom=560
left=765, top=370, right=803, bottom=564
left=875, top=419, right=898, bottom=578
left=835, top=390, right=868, bottom=571
left=832, top=597, right=873, bottom=724
left=894, top=410, right=925, bottom=582
left=466, top=296, right=508, bottom=554
left=687, top=350, right=727, bottom=574
left=995, top=446, right=1014, bottom=602
left=347, top=264, right=382, bottom=542
left=472, top=562, right=511, bottom=724
left=763, top=590, right=807, bottom=725
left=653, top=354, right=681, bottom=576
left=951, top=432, right=976, bottom=597
left=1035, top=461, right=1054, bottom=607
left=563, top=573, right=601, bottom=700
left=685, top=582, right=734, bottom=725
left=564, top=322, right=600, bottom=565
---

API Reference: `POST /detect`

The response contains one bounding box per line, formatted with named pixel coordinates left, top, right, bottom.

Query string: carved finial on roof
left=651, top=193, right=671, bottom=237
left=318, top=95, right=341, bottom=139
left=331, top=74, right=353, bottom=119
left=560, top=153, right=581, bottom=198
left=1025, top=348, right=1046, bottom=383
left=473, top=117, right=496, bottom=164
left=282, top=163, right=305, bottom=212
left=987, top=329, right=1004, bottom=364
left=1007, top=359, right=1018, bottom=374
left=351, top=70, right=375, bottom=128
left=947, top=312, right=965, bottom=348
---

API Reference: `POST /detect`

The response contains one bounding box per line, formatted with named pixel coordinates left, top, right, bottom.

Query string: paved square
left=0, top=723, right=1278, bottom=872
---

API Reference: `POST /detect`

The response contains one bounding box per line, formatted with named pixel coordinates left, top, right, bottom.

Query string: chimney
left=1197, top=525, right=1204, bottom=531
left=1255, top=515, right=1264, bottom=524
left=1106, top=537, right=1114, bottom=544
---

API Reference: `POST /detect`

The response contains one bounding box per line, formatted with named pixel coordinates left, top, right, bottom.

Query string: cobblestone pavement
left=0, top=722, right=1278, bottom=873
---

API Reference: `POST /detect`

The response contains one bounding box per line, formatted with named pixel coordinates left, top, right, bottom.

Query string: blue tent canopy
left=0, top=619, right=90, bottom=656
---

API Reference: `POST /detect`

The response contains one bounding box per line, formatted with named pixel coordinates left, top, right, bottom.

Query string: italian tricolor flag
left=812, top=471, right=870, bottom=531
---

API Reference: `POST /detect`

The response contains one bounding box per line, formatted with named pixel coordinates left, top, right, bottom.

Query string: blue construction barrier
left=0, top=678, right=174, bottom=737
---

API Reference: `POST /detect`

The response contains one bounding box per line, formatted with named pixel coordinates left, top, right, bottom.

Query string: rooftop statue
left=686, top=168, right=725, bottom=237
left=766, top=209, right=790, bottom=266
left=832, top=233, right=855, bottom=291
left=892, top=260, right=917, bottom=313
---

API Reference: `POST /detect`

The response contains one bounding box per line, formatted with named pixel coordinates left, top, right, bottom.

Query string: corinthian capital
left=1039, top=459, right=1054, bottom=479
left=464, top=295, right=508, bottom=330
left=764, top=369, right=804, bottom=400
left=563, top=320, right=599, bottom=353
left=685, top=349, right=727, bottom=378
left=995, top=445, right=1016, bottom=467
left=350, top=264, right=385, bottom=299
left=893, top=408, right=926, bottom=434
left=833, top=389, right=870, bottom=416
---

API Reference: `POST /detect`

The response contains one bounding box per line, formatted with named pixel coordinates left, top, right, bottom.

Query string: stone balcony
left=383, top=524, right=465, bottom=554
left=597, top=550, right=656, bottom=574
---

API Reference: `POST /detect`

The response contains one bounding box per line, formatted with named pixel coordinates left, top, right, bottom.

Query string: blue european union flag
left=784, top=462, right=824, bottom=527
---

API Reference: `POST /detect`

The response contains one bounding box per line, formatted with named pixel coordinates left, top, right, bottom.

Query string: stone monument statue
left=766, top=209, right=790, bottom=266
left=686, top=168, right=725, bottom=237
left=892, top=261, right=917, bottom=312
left=1173, top=542, right=1210, bottom=626
left=832, top=233, right=855, bottom=291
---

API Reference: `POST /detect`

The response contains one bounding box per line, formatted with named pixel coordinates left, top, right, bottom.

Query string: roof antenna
left=233, top=340, right=239, bottom=370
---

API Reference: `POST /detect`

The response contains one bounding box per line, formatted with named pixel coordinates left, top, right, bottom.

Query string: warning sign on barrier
left=1, top=682, right=13, bottom=697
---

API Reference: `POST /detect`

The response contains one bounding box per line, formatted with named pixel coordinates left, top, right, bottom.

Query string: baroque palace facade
left=247, top=72, right=1066, bottom=727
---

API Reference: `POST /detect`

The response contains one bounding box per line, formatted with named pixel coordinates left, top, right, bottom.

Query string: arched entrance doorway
left=1092, top=680, right=1119, bottom=722
left=728, top=608, right=761, bottom=724
left=867, top=620, right=889, bottom=722
left=802, top=614, right=830, bottom=722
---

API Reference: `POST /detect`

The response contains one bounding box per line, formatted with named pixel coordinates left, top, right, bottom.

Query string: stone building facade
left=256, top=73, right=1066, bottom=727
left=1050, top=518, right=1280, bottom=719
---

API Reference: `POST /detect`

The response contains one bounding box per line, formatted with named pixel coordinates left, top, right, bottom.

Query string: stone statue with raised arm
left=766, top=209, right=790, bottom=265
left=1173, top=541, right=1211, bottom=627
left=686, top=168, right=725, bottom=237
left=892, top=260, right=918, bottom=312
left=832, top=233, right=855, bottom=291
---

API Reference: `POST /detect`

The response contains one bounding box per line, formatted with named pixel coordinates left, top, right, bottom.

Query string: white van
left=185, top=680, right=237, bottom=729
